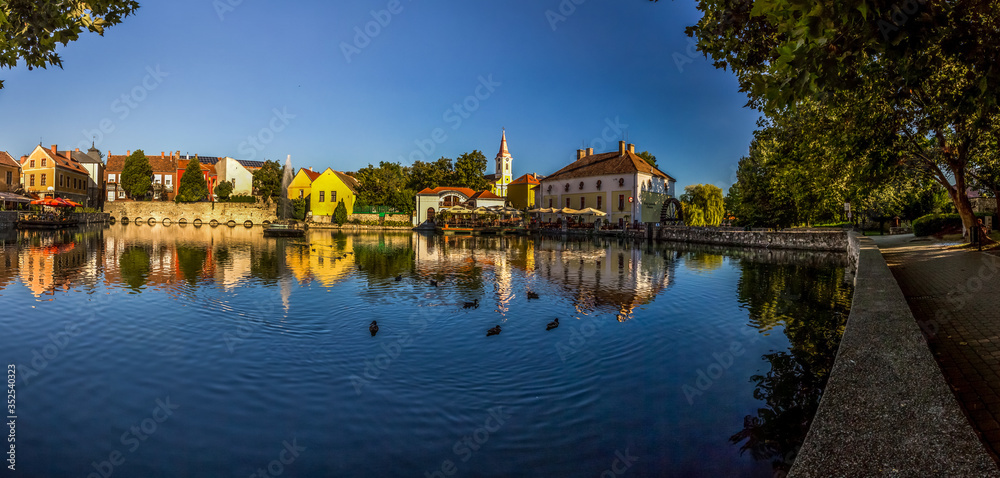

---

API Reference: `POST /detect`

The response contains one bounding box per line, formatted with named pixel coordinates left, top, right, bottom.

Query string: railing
left=353, top=205, right=401, bottom=214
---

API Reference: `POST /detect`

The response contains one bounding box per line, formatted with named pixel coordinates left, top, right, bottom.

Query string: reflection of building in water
left=533, top=238, right=673, bottom=321
left=0, top=243, right=18, bottom=292
left=286, top=231, right=355, bottom=288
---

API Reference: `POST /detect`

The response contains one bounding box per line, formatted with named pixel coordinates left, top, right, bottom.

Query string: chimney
left=586, top=147, right=593, bottom=157
left=576, top=149, right=585, bottom=160
left=627, top=143, right=635, bottom=154
left=161, top=151, right=165, bottom=158
left=51, top=144, right=58, bottom=154
left=127, top=150, right=131, bottom=156
left=308, top=167, right=313, bottom=171
left=618, top=141, right=626, bottom=155
left=75, top=148, right=80, bottom=153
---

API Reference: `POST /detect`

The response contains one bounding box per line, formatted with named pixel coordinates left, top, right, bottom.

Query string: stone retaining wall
left=68, top=212, right=110, bottom=224
left=105, top=201, right=278, bottom=225
left=651, top=226, right=848, bottom=251
left=789, top=234, right=999, bottom=477
left=0, top=211, right=15, bottom=225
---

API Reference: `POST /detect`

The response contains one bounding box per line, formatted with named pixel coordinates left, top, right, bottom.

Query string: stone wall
left=0, top=211, right=15, bottom=225
left=650, top=226, right=848, bottom=252
left=310, top=212, right=413, bottom=225
left=68, top=212, right=110, bottom=224
left=105, top=201, right=278, bottom=225
left=789, top=234, right=999, bottom=477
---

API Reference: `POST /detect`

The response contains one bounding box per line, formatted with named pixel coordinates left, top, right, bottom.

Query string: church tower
left=494, top=129, right=513, bottom=197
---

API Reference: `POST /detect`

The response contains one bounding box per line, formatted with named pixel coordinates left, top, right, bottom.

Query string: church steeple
left=494, top=128, right=513, bottom=197
left=498, top=128, right=510, bottom=159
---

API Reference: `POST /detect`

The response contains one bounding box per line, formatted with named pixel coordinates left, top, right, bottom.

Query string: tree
left=355, top=161, right=415, bottom=213
left=252, top=160, right=282, bottom=201
left=214, top=180, right=233, bottom=201
left=176, top=156, right=208, bottom=202
left=291, top=198, right=307, bottom=221
left=681, top=184, right=725, bottom=226
left=637, top=151, right=658, bottom=170
left=669, top=0, right=1000, bottom=238
left=334, top=199, right=348, bottom=225
left=452, top=150, right=490, bottom=191
left=120, top=149, right=152, bottom=200
left=407, top=156, right=454, bottom=192
left=0, top=1, right=139, bottom=89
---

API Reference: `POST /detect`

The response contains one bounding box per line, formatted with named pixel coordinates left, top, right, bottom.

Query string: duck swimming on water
left=395, top=275, right=402, bottom=281
left=486, top=325, right=501, bottom=336
left=369, top=320, right=379, bottom=336
left=430, top=280, right=438, bottom=287
left=546, top=318, right=559, bottom=330
left=527, top=291, right=540, bottom=300
left=463, top=299, right=479, bottom=309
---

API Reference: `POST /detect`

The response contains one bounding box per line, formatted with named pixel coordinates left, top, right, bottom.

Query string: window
left=118, top=190, right=125, bottom=198
left=549, top=198, right=553, bottom=208
left=59, top=175, right=63, bottom=187
left=332, top=191, right=337, bottom=202
left=619, top=194, right=625, bottom=210
left=565, top=197, right=570, bottom=208
left=108, top=174, right=116, bottom=183
left=29, top=160, right=35, bottom=168
left=298, top=190, right=303, bottom=199
left=165, top=176, right=172, bottom=187
left=319, top=191, right=325, bottom=202
left=154, top=174, right=162, bottom=184
left=4, top=171, right=10, bottom=185
left=597, top=196, right=602, bottom=210
left=580, top=197, right=585, bottom=209
left=41, top=174, right=46, bottom=186
left=41, top=159, right=46, bottom=167
left=29, top=175, right=34, bottom=187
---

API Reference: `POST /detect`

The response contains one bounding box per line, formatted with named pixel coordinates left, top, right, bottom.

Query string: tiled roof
left=299, top=168, right=322, bottom=182
left=71, top=150, right=103, bottom=164
left=333, top=171, right=359, bottom=194
left=470, top=190, right=502, bottom=199
left=33, top=148, right=90, bottom=175
left=543, top=150, right=673, bottom=182
left=417, top=186, right=477, bottom=197
left=0, top=151, right=18, bottom=169
left=508, top=173, right=540, bottom=185
left=106, top=153, right=176, bottom=173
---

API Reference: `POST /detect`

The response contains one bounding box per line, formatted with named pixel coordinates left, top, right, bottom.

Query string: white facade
left=414, top=189, right=473, bottom=225
left=215, top=157, right=254, bottom=196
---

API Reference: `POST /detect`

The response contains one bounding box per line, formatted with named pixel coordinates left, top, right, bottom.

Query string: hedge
left=912, top=212, right=994, bottom=236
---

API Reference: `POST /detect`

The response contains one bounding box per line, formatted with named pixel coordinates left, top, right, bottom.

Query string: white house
left=538, top=141, right=676, bottom=226
left=215, top=157, right=254, bottom=196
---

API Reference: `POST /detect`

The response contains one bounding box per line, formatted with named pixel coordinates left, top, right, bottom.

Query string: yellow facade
left=287, top=169, right=318, bottom=201
left=506, top=182, right=535, bottom=210
left=310, top=168, right=356, bottom=217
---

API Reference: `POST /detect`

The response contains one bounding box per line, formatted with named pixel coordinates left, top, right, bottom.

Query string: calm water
left=0, top=225, right=853, bottom=477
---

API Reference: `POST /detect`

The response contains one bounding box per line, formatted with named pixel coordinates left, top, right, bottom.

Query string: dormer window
left=618, top=178, right=625, bottom=187
left=564, top=184, right=569, bottom=192
left=596, top=180, right=602, bottom=190
left=578, top=181, right=584, bottom=190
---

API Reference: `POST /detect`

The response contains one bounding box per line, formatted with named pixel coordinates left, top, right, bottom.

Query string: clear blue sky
left=0, top=0, right=759, bottom=191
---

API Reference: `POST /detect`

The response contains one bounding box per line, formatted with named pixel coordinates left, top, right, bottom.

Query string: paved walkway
left=875, top=234, right=1000, bottom=463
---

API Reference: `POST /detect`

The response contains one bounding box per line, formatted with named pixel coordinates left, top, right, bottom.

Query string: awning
left=0, top=192, right=31, bottom=203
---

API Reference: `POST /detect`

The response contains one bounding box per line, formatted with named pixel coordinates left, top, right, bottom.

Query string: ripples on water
left=0, top=225, right=853, bottom=477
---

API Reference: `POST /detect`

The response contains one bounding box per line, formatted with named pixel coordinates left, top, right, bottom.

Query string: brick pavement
left=876, top=234, right=1000, bottom=464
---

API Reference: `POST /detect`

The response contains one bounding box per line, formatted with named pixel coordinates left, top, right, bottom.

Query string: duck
left=395, top=275, right=402, bottom=282
left=369, top=320, right=379, bottom=336
left=527, top=291, right=540, bottom=300
left=546, top=318, right=559, bottom=330
left=486, top=325, right=501, bottom=336
left=463, top=299, right=479, bottom=309
left=430, top=280, right=438, bottom=287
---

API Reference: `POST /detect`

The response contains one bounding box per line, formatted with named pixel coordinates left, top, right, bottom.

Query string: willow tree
left=664, top=0, right=1000, bottom=236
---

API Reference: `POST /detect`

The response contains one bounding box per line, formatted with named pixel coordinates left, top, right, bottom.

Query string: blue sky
left=0, top=0, right=759, bottom=190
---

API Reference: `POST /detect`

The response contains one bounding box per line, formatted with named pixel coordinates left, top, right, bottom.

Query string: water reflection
left=0, top=225, right=854, bottom=476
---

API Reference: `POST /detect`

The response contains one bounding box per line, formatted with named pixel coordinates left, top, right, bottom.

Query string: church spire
left=497, top=128, right=510, bottom=159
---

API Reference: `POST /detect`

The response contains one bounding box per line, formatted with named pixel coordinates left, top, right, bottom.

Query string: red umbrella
left=30, top=198, right=61, bottom=206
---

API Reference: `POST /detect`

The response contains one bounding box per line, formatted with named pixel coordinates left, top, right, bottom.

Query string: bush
left=913, top=212, right=993, bottom=236
left=226, top=194, right=256, bottom=203
left=334, top=200, right=348, bottom=225
left=214, top=181, right=233, bottom=201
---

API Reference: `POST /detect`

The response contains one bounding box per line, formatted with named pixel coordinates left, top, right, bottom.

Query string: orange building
left=20, top=145, right=91, bottom=204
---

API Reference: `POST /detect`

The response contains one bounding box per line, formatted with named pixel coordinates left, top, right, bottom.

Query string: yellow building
left=310, top=168, right=360, bottom=218
left=287, top=168, right=322, bottom=201
left=507, top=173, right=540, bottom=210
left=21, top=144, right=91, bottom=204
left=0, top=151, right=21, bottom=193
left=484, top=129, right=513, bottom=197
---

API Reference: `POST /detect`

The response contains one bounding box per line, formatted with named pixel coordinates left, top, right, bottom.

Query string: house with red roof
left=415, top=186, right=503, bottom=225
left=538, top=141, right=676, bottom=226
left=507, top=173, right=542, bottom=210
left=0, top=151, right=21, bottom=194
left=20, top=144, right=92, bottom=204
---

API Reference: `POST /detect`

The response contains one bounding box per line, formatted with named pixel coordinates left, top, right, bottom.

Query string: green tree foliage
left=176, top=156, right=208, bottom=203
left=291, top=198, right=307, bottom=221
left=664, top=0, right=1000, bottom=237
left=681, top=184, right=724, bottom=226
left=355, top=161, right=415, bottom=213
left=637, top=151, right=658, bottom=170
left=407, top=157, right=454, bottom=192
left=120, top=149, right=152, bottom=200
left=452, top=150, right=490, bottom=191
left=214, top=180, right=233, bottom=201
left=118, top=246, right=150, bottom=292
left=0, top=1, right=139, bottom=89
left=334, top=199, right=348, bottom=225
left=252, top=160, right=282, bottom=200
left=175, top=244, right=207, bottom=285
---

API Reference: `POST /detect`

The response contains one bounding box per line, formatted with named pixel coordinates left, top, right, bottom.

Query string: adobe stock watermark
left=555, top=315, right=610, bottom=362
left=236, top=107, right=296, bottom=161
left=600, top=447, right=639, bottom=478
left=223, top=293, right=279, bottom=353
left=395, top=75, right=501, bottom=164
left=584, top=117, right=630, bottom=154
left=87, top=397, right=180, bottom=478
left=877, top=0, right=929, bottom=41
left=673, top=38, right=705, bottom=73
left=76, top=65, right=169, bottom=151
left=349, top=305, right=440, bottom=395
left=248, top=438, right=306, bottom=478
left=340, top=0, right=409, bottom=63
left=681, top=329, right=762, bottom=405
left=213, top=0, right=247, bottom=21
left=16, top=310, right=101, bottom=386
left=425, top=406, right=513, bottom=478
left=545, top=0, right=587, bottom=31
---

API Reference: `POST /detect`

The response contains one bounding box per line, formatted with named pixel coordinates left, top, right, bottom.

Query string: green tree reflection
left=176, top=244, right=208, bottom=285
left=119, top=246, right=151, bottom=292
left=731, top=261, right=853, bottom=475
left=353, top=242, right=414, bottom=281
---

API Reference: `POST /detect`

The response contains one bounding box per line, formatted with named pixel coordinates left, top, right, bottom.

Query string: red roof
left=0, top=151, right=18, bottom=169
left=299, top=168, right=322, bottom=181
left=107, top=151, right=178, bottom=173
left=417, top=186, right=477, bottom=197
left=470, top=190, right=502, bottom=199
left=497, top=129, right=510, bottom=158
left=543, top=150, right=673, bottom=182
left=24, top=147, right=90, bottom=175
left=508, top=173, right=540, bottom=185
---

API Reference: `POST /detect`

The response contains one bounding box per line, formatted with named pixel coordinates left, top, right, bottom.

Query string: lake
left=0, top=225, right=853, bottom=477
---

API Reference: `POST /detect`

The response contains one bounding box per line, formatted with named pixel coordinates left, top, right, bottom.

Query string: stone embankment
left=105, top=201, right=278, bottom=227
left=789, top=233, right=999, bottom=477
